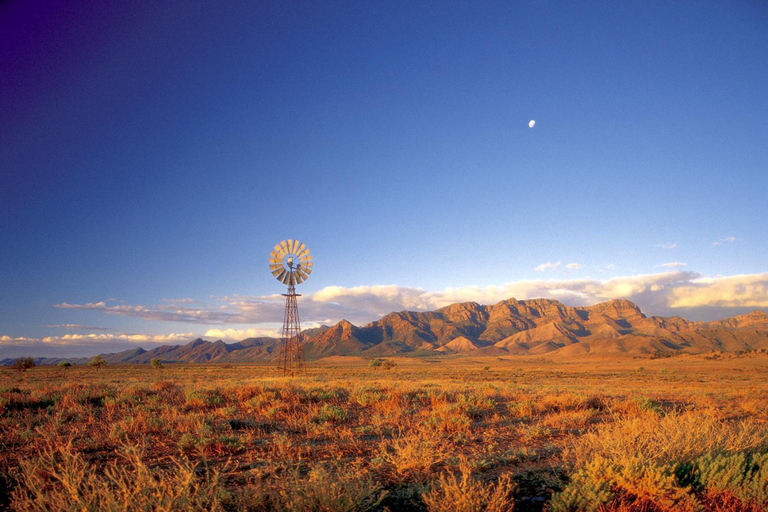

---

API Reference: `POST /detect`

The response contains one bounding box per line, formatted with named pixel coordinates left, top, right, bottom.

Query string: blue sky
left=2, top=1, right=767, bottom=357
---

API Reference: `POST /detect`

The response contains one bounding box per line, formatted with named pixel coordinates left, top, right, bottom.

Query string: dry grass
left=422, top=458, right=516, bottom=512
left=1, top=353, right=767, bottom=510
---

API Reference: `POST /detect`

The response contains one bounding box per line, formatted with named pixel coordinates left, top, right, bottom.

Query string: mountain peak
left=587, top=299, right=643, bottom=318
left=327, top=320, right=359, bottom=339
left=438, top=301, right=489, bottom=322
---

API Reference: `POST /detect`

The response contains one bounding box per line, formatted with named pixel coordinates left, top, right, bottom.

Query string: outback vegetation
left=1, top=353, right=767, bottom=511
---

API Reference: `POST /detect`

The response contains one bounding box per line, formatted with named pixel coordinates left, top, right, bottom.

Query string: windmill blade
left=270, top=263, right=284, bottom=272
left=294, top=274, right=304, bottom=284
left=296, top=268, right=309, bottom=281
left=271, top=267, right=285, bottom=277
left=269, top=256, right=284, bottom=265
left=272, top=243, right=286, bottom=257
left=300, top=254, right=313, bottom=266
left=294, top=242, right=306, bottom=256
left=290, top=239, right=300, bottom=254
left=278, top=240, right=290, bottom=255
left=297, top=247, right=310, bottom=259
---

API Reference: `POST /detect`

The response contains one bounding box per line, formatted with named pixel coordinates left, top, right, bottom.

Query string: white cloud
left=0, top=332, right=198, bottom=347
left=656, top=262, right=687, bottom=268
left=656, top=243, right=678, bottom=249
left=204, top=327, right=279, bottom=340
left=712, top=236, right=738, bottom=246
left=668, top=273, right=768, bottom=308
left=46, top=324, right=111, bottom=331
left=534, top=261, right=562, bottom=272
left=0, top=332, right=202, bottom=359
left=566, top=263, right=583, bottom=270
left=54, top=299, right=250, bottom=324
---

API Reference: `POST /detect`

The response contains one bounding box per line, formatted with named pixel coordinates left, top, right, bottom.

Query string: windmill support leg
left=278, top=286, right=303, bottom=376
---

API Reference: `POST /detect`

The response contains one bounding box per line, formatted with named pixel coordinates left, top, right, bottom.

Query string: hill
left=4, top=298, right=768, bottom=365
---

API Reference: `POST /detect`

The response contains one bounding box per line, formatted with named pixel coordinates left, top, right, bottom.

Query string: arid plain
left=2, top=353, right=767, bottom=511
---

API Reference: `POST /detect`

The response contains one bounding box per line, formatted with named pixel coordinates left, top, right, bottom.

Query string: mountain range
left=5, top=298, right=768, bottom=365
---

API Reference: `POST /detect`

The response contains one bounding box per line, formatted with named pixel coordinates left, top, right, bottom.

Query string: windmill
left=269, top=240, right=313, bottom=376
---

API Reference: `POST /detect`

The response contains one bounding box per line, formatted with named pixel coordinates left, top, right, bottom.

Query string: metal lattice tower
left=269, top=240, right=313, bottom=377
left=279, top=285, right=303, bottom=376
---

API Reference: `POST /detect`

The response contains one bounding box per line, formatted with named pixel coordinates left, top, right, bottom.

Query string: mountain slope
left=6, top=299, right=768, bottom=365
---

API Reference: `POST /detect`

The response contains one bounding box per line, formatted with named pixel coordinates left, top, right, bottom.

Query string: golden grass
left=0, top=353, right=767, bottom=510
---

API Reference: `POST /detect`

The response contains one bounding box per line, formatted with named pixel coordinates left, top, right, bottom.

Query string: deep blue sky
left=2, top=1, right=767, bottom=356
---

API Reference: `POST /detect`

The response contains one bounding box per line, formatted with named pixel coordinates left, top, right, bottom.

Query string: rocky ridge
left=5, top=298, right=768, bottom=365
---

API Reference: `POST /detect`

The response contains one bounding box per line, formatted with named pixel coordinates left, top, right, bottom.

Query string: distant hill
left=4, top=299, right=768, bottom=365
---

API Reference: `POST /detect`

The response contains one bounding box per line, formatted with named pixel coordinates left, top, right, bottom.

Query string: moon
left=528, top=120, right=536, bottom=128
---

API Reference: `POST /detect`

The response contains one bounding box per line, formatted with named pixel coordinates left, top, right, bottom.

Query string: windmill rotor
left=269, top=239, right=313, bottom=286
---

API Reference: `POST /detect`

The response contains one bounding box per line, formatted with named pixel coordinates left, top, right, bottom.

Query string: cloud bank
left=51, top=271, right=768, bottom=328
left=5, top=270, right=768, bottom=357
left=0, top=332, right=201, bottom=359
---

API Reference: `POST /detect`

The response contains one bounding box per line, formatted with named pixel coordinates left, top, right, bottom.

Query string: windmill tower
left=269, top=240, right=313, bottom=376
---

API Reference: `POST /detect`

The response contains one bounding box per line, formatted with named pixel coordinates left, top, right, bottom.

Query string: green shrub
left=88, top=355, right=106, bottom=368
left=11, top=357, right=35, bottom=372
left=634, top=397, right=664, bottom=415
left=694, top=451, right=768, bottom=506
left=316, top=404, right=347, bottom=424
left=550, top=455, right=697, bottom=511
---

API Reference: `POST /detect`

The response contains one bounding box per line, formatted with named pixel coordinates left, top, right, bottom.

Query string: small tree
left=88, top=355, right=106, bottom=368
left=150, top=358, right=164, bottom=369
left=382, top=359, right=396, bottom=371
left=11, top=357, right=35, bottom=372
left=369, top=358, right=383, bottom=368
left=57, top=361, right=72, bottom=369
